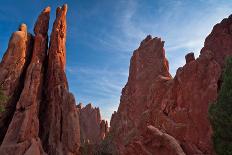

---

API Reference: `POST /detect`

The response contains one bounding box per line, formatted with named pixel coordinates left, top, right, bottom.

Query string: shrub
left=96, top=132, right=118, bottom=155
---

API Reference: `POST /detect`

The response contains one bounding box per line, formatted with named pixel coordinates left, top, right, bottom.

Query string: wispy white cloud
left=67, top=65, right=128, bottom=121
left=67, top=0, right=232, bottom=121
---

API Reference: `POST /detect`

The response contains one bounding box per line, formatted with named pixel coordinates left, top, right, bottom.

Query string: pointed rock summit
left=0, top=6, right=50, bottom=155
left=0, top=3, right=232, bottom=155
left=109, top=15, right=232, bottom=155
left=78, top=103, right=109, bottom=145
left=39, top=4, right=80, bottom=155
left=0, top=23, right=33, bottom=144
left=0, top=4, right=80, bottom=155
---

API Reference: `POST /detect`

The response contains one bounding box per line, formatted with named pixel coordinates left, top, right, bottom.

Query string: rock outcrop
left=109, top=15, right=232, bottom=155
left=0, top=23, right=34, bottom=144
left=78, top=103, right=109, bottom=145
left=124, top=125, right=186, bottom=155
left=0, top=7, right=50, bottom=155
left=39, top=4, right=80, bottom=155
left=0, top=4, right=81, bottom=155
left=0, top=3, right=232, bottom=155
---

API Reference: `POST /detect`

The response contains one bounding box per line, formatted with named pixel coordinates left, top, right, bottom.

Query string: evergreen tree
left=209, top=57, right=232, bottom=155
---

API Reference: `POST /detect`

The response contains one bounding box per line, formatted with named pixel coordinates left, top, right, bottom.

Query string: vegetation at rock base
left=79, top=134, right=117, bottom=155
left=209, top=56, right=232, bottom=155
left=97, top=132, right=117, bottom=155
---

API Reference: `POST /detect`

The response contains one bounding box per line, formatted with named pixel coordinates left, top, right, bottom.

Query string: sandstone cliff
left=109, top=15, right=232, bottom=155
left=0, top=4, right=80, bottom=155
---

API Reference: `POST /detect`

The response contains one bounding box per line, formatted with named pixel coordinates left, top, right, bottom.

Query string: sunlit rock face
left=78, top=103, right=109, bottom=145
left=109, top=15, right=232, bottom=155
left=0, top=4, right=81, bottom=155
left=0, top=23, right=34, bottom=145
left=0, top=7, right=50, bottom=155
left=39, top=4, right=80, bottom=155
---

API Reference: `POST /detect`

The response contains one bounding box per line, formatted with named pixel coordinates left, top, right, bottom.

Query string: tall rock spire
left=0, top=7, right=50, bottom=155
left=0, top=23, right=34, bottom=143
left=40, top=4, right=80, bottom=155
left=110, top=36, right=171, bottom=152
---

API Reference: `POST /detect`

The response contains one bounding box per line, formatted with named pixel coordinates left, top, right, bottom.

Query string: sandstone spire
left=0, top=7, right=50, bottom=155
left=0, top=23, right=33, bottom=144
left=110, top=36, right=171, bottom=151
left=39, top=4, right=80, bottom=155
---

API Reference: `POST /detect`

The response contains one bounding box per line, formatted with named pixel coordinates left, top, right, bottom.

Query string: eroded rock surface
left=0, top=7, right=50, bottom=155
left=0, top=23, right=34, bottom=144
left=0, top=4, right=81, bottom=155
left=110, top=15, right=232, bottom=155
left=124, top=125, right=186, bottom=155
left=39, top=4, right=80, bottom=155
left=78, top=103, right=109, bottom=145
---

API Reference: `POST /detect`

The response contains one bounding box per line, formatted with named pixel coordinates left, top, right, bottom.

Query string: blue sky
left=0, top=0, right=232, bottom=122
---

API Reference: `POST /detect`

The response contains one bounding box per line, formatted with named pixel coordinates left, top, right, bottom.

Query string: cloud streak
left=68, top=0, right=232, bottom=121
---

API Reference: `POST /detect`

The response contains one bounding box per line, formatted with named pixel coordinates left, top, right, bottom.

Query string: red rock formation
left=110, top=36, right=171, bottom=152
left=100, top=120, right=109, bottom=140
left=110, top=15, right=232, bottom=155
left=124, top=125, right=185, bottom=155
left=0, top=7, right=50, bottom=155
left=0, top=23, right=34, bottom=143
left=0, top=3, right=231, bottom=155
left=185, top=52, right=195, bottom=63
left=39, top=4, right=80, bottom=155
left=0, top=4, right=81, bottom=155
left=78, top=103, right=109, bottom=145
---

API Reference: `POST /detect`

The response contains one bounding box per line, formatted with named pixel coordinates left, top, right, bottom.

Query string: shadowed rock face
left=0, top=4, right=81, bottom=155
left=124, top=126, right=186, bottom=155
left=110, top=15, right=232, bottom=155
left=78, top=103, right=109, bottom=145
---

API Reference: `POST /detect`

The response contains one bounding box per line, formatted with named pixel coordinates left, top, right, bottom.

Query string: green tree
left=209, top=57, right=232, bottom=155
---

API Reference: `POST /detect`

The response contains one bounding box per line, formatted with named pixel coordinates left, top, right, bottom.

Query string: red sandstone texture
left=78, top=103, right=109, bottom=145
left=0, top=7, right=50, bottom=155
left=0, top=4, right=81, bottom=155
left=0, top=23, right=34, bottom=144
left=39, top=5, right=80, bottom=155
left=109, top=15, right=232, bottom=155
left=0, top=3, right=231, bottom=155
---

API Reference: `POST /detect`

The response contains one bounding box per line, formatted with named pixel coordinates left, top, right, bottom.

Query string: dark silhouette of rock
left=185, top=52, right=195, bottom=63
